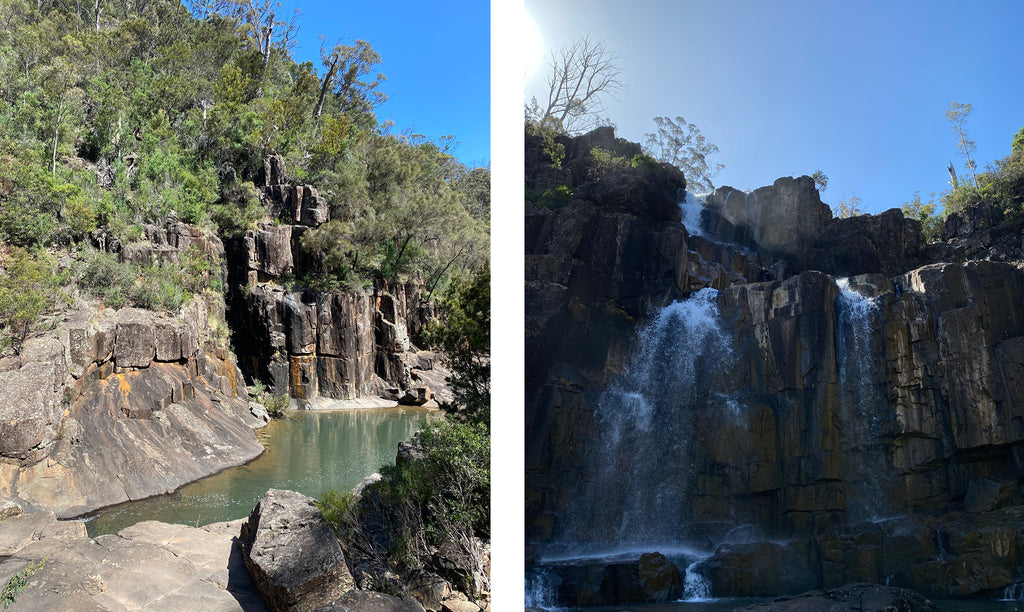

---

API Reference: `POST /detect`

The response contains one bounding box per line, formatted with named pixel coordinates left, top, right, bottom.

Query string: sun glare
left=522, top=8, right=544, bottom=79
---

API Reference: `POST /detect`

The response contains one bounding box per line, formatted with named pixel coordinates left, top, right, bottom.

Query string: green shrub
left=589, top=147, right=628, bottom=179
left=538, top=184, right=572, bottom=209
left=630, top=153, right=661, bottom=172
left=261, top=393, right=290, bottom=417
left=315, top=489, right=356, bottom=537
left=1, top=559, right=45, bottom=609
left=902, top=191, right=944, bottom=243
left=319, top=419, right=490, bottom=594
left=0, top=248, right=64, bottom=354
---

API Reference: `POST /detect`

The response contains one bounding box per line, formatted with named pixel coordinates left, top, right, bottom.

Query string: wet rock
left=705, top=540, right=818, bottom=598
left=240, top=489, right=354, bottom=611
left=964, top=478, right=1023, bottom=512
left=738, top=582, right=934, bottom=611
left=540, top=553, right=682, bottom=607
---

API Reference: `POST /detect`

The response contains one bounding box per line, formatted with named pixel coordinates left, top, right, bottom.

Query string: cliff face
left=0, top=295, right=266, bottom=518
left=525, top=128, right=1024, bottom=602
left=225, top=155, right=448, bottom=407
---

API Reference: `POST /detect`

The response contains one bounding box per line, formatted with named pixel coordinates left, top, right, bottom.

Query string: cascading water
left=680, top=191, right=707, bottom=237
left=1001, top=582, right=1024, bottom=601
left=682, top=560, right=713, bottom=601
left=546, top=288, right=735, bottom=560
left=835, top=278, right=895, bottom=523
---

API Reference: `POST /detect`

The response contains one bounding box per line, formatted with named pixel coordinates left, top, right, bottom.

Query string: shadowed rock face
left=231, top=282, right=446, bottom=404
left=707, top=177, right=833, bottom=257
left=525, top=129, right=1024, bottom=603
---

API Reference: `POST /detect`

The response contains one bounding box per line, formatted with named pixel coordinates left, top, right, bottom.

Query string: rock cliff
left=0, top=295, right=265, bottom=518
left=225, top=155, right=448, bottom=408
left=525, top=127, right=1024, bottom=604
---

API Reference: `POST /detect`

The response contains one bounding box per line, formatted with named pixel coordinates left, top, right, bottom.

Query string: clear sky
left=524, top=0, right=1024, bottom=214
left=270, top=0, right=490, bottom=168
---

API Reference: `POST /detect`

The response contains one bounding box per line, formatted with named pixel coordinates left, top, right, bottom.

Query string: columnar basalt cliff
left=525, top=127, right=1024, bottom=605
left=223, top=155, right=448, bottom=407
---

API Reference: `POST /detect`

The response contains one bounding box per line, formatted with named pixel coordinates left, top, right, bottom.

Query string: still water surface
left=82, top=407, right=438, bottom=537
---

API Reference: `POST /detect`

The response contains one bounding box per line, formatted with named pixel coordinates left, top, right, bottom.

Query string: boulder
left=300, top=186, right=330, bottom=227
left=240, top=489, right=354, bottom=611
left=403, top=568, right=451, bottom=611
left=256, top=225, right=295, bottom=277
left=399, top=387, right=432, bottom=406
left=705, top=540, right=818, bottom=597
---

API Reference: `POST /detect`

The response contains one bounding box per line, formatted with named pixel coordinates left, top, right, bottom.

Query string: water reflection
left=82, top=407, right=439, bottom=536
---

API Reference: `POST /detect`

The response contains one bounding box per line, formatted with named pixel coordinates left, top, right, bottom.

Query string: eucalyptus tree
left=947, top=101, right=979, bottom=189
left=643, top=115, right=723, bottom=193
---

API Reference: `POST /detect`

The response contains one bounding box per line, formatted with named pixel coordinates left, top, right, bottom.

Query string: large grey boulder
left=707, top=176, right=832, bottom=256
left=240, top=489, right=354, bottom=611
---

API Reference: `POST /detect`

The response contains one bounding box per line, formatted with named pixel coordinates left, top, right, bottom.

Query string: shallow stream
left=81, top=407, right=438, bottom=537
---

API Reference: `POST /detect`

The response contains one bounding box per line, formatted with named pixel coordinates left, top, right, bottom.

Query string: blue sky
left=271, top=0, right=490, bottom=168
left=524, top=0, right=1024, bottom=214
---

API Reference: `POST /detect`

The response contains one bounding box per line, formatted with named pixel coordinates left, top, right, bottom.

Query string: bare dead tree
left=537, top=36, right=623, bottom=135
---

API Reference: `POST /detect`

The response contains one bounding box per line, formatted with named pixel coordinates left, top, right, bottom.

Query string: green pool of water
left=81, top=407, right=439, bottom=537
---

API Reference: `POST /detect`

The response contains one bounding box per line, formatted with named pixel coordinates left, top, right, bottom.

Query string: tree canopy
left=0, top=0, right=488, bottom=345
left=642, top=115, right=723, bottom=193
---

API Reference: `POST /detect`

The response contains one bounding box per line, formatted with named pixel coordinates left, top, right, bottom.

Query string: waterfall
left=682, top=559, right=714, bottom=601
left=1002, top=582, right=1024, bottom=601
left=546, top=288, right=735, bottom=558
left=524, top=567, right=559, bottom=609
left=680, top=192, right=707, bottom=237
left=835, top=278, right=894, bottom=523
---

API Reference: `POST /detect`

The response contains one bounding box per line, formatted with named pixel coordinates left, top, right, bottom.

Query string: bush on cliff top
left=942, top=125, right=1024, bottom=223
